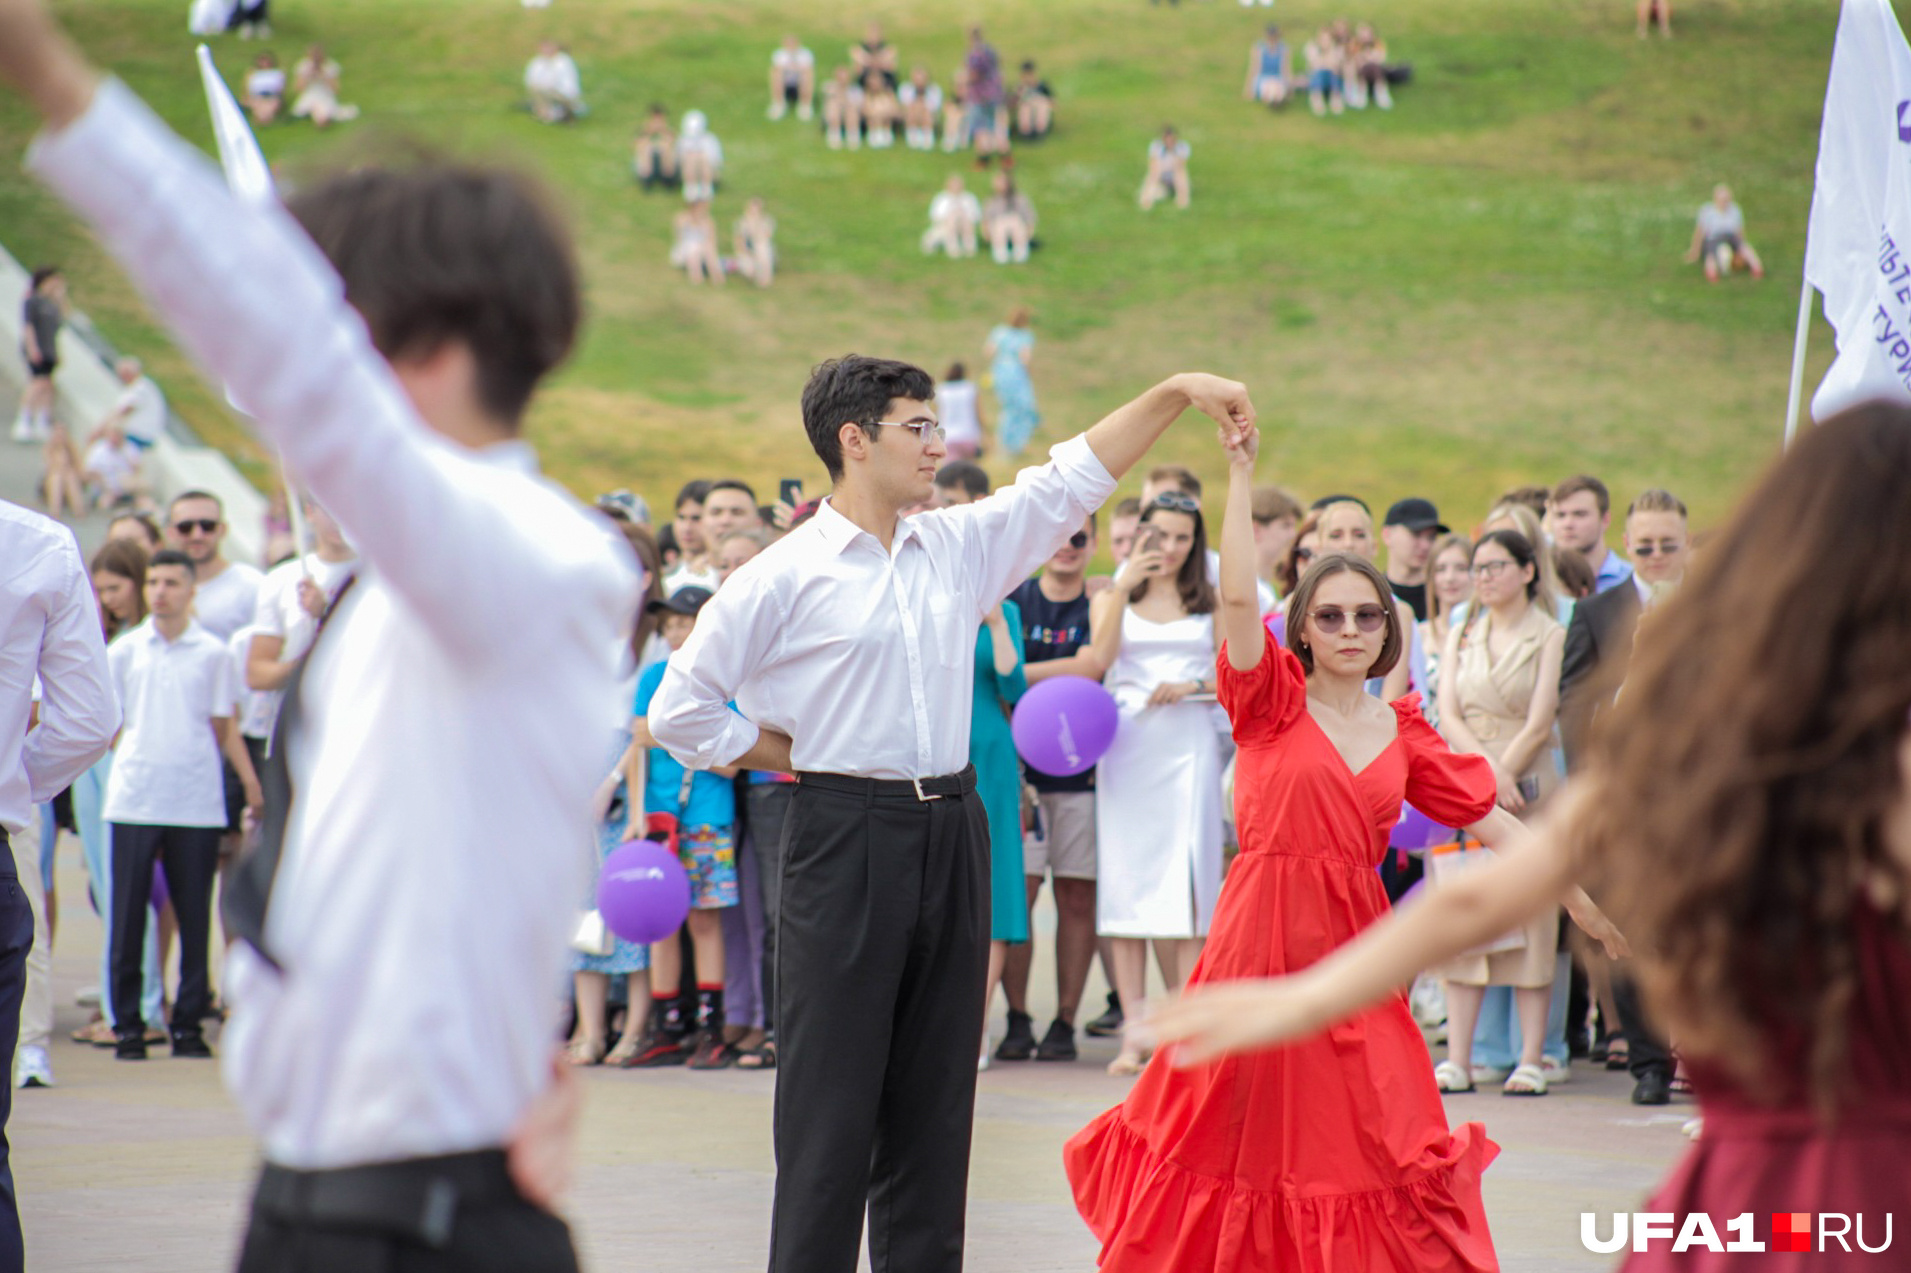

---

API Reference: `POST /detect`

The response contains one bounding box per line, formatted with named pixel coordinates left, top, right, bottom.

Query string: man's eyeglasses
left=1150, top=491, right=1200, bottom=514
left=1632, top=542, right=1682, bottom=557
left=1066, top=532, right=1089, bottom=550
left=1308, top=605, right=1389, bottom=634
left=872, top=420, right=946, bottom=445
left=174, top=519, right=220, bottom=536
left=1469, top=559, right=1517, bottom=580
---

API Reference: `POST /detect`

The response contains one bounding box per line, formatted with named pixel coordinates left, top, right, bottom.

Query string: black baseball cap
left=648, top=586, right=714, bottom=618
left=1383, top=497, right=1448, bottom=534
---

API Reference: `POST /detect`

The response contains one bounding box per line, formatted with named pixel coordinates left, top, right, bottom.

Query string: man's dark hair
left=706, top=478, right=758, bottom=505
left=933, top=461, right=989, bottom=501
left=800, top=355, right=936, bottom=481
left=1145, top=464, right=1201, bottom=498
left=675, top=479, right=712, bottom=511
left=287, top=163, right=580, bottom=427
left=1553, top=474, right=1612, bottom=517
left=148, top=548, right=198, bottom=579
left=1112, top=496, right=1142, bottom=519
left=29, top=265, right=60, bottom=290
left=168, top=489, right=224, bottom=515
left=1495, top=484, right=1551, bottom=520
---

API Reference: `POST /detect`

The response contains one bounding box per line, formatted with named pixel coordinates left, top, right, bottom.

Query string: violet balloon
left=150, top=862, right=169, bottom=913
left=1390, top=802, right=1455, bottom=851
left=1263, top=612, right=1287, bottom=649
left=1012, top=676, right=1120, bottom=777
left=598, top=839, right=692, bottom=945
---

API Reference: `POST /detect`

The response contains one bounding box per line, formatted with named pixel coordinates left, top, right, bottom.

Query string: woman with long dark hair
left=1068, top=429, right=1628, bottom=1268
left=1086, top=491, right=1225, bottom=1075
left=1153, top=401, right=1911, bottom=1269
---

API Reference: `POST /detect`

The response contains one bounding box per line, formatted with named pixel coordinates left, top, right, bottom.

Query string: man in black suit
left=1559, top=488, right=1690, bottom=1105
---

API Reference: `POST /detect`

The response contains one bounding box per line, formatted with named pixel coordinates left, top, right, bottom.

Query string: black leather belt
left=253, top=1149, right=519, bottom=1248
left=796, top=765, right=977, bottom=803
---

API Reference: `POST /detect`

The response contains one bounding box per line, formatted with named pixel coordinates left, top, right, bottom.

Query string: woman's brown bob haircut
left=1283, top=553, right=1403, bottom=681
left=288, top=163, right=580, bottom=427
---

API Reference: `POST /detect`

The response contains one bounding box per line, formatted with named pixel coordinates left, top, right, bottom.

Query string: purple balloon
left=1012, top=676, right=1120, bottom=777
left=1263, top=612, right=1287, bottom=649
left=1390, top=802, right=1455, bottom=851
left=598, top=839, right=692, bottom=945
left=150, top=863, right=169, bottom=913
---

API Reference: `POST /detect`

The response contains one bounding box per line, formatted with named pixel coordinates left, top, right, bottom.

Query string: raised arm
left=1218, top=429, right=1266, bottom=671
left=1081, top=374, right=1251, bottom=486
left=7, top=28, right=629, bottom=670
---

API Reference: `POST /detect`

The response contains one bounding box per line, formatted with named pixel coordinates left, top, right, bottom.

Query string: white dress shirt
left=244, top=553, right=357, bottom=739
left=101, top=619, right=235, bottom=828
left=32, top=80, right=636, bottom=1169
left=191, top=561, right=264, bottom=642
left=0, top=501, right=119, bottom=838
left=524, top=52, right=582, bottom=105
left=651, top=435, right=1116, bottom=779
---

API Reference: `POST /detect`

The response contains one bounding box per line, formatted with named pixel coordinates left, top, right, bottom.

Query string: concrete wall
left=1, top=239, right=268, bottom=565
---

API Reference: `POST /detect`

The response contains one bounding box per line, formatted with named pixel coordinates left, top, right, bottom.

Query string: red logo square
left=1772, top=1213, right=1812, bottom=1253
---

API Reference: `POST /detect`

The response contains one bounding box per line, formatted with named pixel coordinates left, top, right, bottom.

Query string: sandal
left=565, top=1036, right=607, bottom=1067
left=1503, top=1062, right=1548, bottom=1096
left=734, top=1039, right=777, bottom=1071
left=1604, top=1039, right=1630, bottom=1071
left=1434, top=1059, right=1475, bottom=1093
left=1106, top=1048, right=1148, bottom=1077
left=72, top=1018, right=116, bottom=1047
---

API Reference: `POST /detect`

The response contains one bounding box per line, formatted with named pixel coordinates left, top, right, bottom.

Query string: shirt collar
left=468, top=438, right=540, bottom=475
left=1632, top=570, right=1652, bottom=606
left=813, top=497, right=919, bottom=557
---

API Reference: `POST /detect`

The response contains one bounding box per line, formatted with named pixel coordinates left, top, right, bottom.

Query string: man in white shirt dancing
left=1, top=6, right=635, bottom=1269
left=651, top=355, right=1253, bottom=1273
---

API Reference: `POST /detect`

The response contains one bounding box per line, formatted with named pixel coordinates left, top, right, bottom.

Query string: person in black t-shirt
left=996, top=511, right=1107, bottom=1063
left=1380, top=496, right=1446, bottom=623
left=14, top=266, right=64, bottom=443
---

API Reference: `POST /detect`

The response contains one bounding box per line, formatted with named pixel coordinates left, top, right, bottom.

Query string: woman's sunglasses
left=1308, top=605, right=1389, bottom=634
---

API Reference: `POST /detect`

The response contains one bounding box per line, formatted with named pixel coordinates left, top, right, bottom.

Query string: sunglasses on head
left=173, top=519, right=220, bottom=535
left=1149, top=491, right=1200, bottom=514
left=1308, top=605, right=1389, bottom=634
left=1066, top=531, right=1089, bottom=550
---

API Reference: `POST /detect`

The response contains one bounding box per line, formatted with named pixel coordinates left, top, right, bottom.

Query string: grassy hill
left=0, top=0, right=1863, bottom=530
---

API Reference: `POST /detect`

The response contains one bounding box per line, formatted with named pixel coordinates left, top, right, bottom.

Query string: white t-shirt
left=938, top=379, right=982, bottom=448
left=929, top=190, right=981, bottom=227
left=192, top=560, right=265, bottom=642
left=102, top=620, right=236, bottom=827
left=244, top=553, right=357, bottom=739
left=1697, top=202, right=1744, bottom=238
left=84, top=437, right=140, bottom=496
left=246, top=67, right=287, bottom=97
left=772, top=46, right=814, bottom=77
left=524, top=52, right=582, bottom=103
left=664, top=561, right=721, bottom=595
left=899, top=81, right=943, bottom=110
left=116, top=375, right=166, bottom=446
left=1149, top=138, right=1191, bottom=165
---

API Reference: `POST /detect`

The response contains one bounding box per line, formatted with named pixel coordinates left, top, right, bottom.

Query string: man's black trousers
left=108, top=822, right=221, bottom=1037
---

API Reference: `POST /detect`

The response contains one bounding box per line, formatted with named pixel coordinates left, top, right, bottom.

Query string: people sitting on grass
left=241, top=51, right=285, bottom=126
left=733, top=198, right=776, bottom=288
left=525, top=40, right=585, bottom=124
left=922, top=174, right=983, bottom=259
left=982, top=169, right=1036, bottom=265
left=1345, top=23, right=1392, bottom=110
left=289, top=44, right=358, bottom=127
left=1303, top=27, right=1345, bottom=117
left=678, top=110, right=723, bottom=202
left=899, top=66, right=943, bottom=151
left=1685, top=184, right=1764, bottom=283
left=862, top=70, right=900, bottom=148
left=1013, top=61, right=1054, bottom=139
left=633, top=105, right=678, bottom=191
left=670, top=200, right=724, bottom=285
left=822, top=65, right=865, bottom=150
left=768, top=34, right=814, bottom=122
left=1138, top=125, right=1191, bottom=211
left=1245, top=25, right=1291, bottom=107
left=851, top=21, right=899, bottom=89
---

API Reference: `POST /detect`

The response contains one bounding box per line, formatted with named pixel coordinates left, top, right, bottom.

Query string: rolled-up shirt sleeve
left=26, top=538, right=119, bottom=802
left=648, top=571, right=782, bottom=770
left=950, top=434, right=1118, bottom=617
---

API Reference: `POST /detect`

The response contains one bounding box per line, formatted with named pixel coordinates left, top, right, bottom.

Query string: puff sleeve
left=1394, top=695, right=1497, bottom=828
left=1217, top=639, right=1309, bottom=748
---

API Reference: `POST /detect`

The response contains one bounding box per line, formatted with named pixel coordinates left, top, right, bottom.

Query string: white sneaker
left=796, top=104, right=813, bottom=122
left=10, top=417, right=31, bottom=443
left=977, top=1040, right=991, bottom=1071
left=14, top=1045, right=53, bottom=1089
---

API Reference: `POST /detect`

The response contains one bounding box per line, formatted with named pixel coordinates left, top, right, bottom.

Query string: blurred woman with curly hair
left=1154, top=400, right=1911, bottom=1268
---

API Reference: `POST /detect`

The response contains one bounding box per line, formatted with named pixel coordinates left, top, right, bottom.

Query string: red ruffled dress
left=1065, top=642, right=1502, bottom=1271
left=1622, top=902, right=1911, bottom=1271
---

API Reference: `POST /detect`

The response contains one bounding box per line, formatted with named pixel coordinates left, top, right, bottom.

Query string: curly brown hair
left=1577, top=402, right=1911, bottom=1118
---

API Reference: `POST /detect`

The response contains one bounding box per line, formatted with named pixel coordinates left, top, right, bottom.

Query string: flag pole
left=1783, top=274, right=1814, bottom=447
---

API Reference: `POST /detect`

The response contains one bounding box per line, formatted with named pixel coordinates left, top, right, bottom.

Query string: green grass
left=0, top=0, right=1867, bottom=525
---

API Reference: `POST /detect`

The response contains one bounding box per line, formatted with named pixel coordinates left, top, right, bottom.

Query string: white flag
left=1803, top=0, right=1911, bottom=419
left=195, top=45, right=276, bottom=207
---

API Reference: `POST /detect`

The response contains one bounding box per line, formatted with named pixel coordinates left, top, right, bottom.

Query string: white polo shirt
left=192, top=561, right=264, bottom=642
left=102, top=619, right=236, bottom=827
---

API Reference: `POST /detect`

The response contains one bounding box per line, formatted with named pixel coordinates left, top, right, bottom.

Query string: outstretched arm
left=1218, top=428, right=1266, bottom=672
left=1081, top=374, right=1252, bottom=484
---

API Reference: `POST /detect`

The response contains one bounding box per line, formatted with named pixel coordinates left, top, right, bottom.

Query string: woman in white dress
left=1088, top=491, right=1225, bottom=1075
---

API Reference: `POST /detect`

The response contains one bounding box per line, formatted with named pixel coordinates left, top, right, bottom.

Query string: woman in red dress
left=1152, top=402, right=1911, bottom=1269
left=1064, top=425, right=1623, bottom=1270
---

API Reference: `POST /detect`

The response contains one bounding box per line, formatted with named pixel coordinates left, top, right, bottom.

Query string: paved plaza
left=13, top=841, right=1684, bottom=1273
